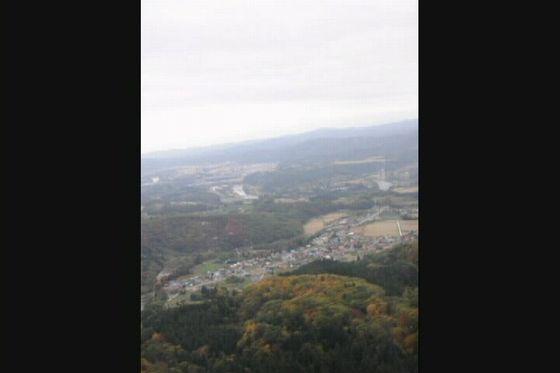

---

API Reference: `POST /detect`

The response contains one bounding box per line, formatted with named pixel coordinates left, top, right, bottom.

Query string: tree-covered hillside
left=141, top=241, right=419, bottom=373
left=142, top=120, right=417, bottom=175
left=287, top=241, right=418, bottom=296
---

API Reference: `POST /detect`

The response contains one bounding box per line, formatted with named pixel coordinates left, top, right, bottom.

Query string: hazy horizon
left=142, top=0, right=418, bottom=153
left=141, top=117, right=417, bottom=155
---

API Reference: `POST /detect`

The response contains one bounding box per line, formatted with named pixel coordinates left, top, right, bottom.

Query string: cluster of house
left=163, top=210, right=418, bottom=297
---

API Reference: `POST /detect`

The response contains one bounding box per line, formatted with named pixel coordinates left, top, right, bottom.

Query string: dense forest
left=141, top=241, right=418, bottom=373
left=287, top=241, right=418, bottom=296
left=244, top=162, right=385, bottom=194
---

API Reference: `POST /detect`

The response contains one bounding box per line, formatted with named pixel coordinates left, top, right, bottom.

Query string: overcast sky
left=142, top=0, right=417, bottom=153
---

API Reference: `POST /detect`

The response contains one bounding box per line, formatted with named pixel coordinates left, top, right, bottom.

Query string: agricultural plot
left=191, top=260, right=222, bottom=277
left=356, top=220, right=400, bottom=237
left=303, top=212, right=348, bottom=236
left=356, top=219, right=419, bottom=237
left=399, top=219, right=419, bottom=234
left=333, top=156, right=386, bottom=165
left=393, top=186, right=418, bottom=194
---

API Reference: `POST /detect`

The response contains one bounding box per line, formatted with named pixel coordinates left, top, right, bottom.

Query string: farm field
left=356, top=219, right=419, bottom=237
left=393, top=186, right=418, bottom=194
left=399, top=219, right=419, bottom=234
left=303, top=212, right=348, bottom=236
left=356, top=220, right=399, bottom=237
left=191, top=260, right=222, bottom=277
left=333, top=156, right=386, bottom=165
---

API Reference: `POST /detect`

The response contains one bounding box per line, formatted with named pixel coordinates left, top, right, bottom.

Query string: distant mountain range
left=142, top=119, right=418, bottom=175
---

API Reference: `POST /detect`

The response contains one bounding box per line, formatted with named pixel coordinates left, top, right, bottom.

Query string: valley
left=141, top=120, right=419, bottom=372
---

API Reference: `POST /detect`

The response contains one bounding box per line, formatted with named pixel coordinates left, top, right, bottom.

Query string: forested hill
left=142, top=119, right=418, bottom=175
left=141, top=241, right=419, bottom=373
left=287, top=241, right=418, bottom=296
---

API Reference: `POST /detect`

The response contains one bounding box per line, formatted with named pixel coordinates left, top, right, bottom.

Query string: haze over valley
left=141, top=119, right=418, bottom=372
